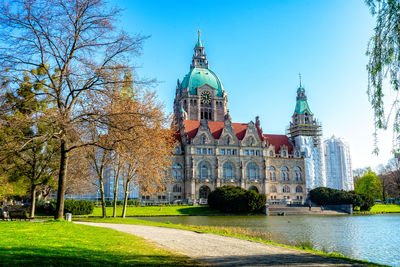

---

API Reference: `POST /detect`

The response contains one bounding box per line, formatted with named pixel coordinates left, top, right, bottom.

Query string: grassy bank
left=75, top=217, right=388, bottom=267
left=354, top=204, right=400, bottom=214
left=91, top=205, right=221, bottom=217
left=0, top=220, right=198, bottom=266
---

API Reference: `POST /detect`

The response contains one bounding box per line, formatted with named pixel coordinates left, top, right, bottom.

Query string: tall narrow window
left=246, top=163, right=259, bottom=179
left=198, top=161, right=211, bottom=179
left=223, top=162, right=235, bottom=180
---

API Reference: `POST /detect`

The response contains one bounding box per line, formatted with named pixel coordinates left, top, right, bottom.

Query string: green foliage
left=358, top=194, right=375, bottom=211
left=365, top=0, right=400, bottom=153
left=309, top=187, right=354, bottom=205
left=355, top=171, right=383, bottom=200
left=208, top=186, right=267, bottom=213
left=310, top=187, right=375, bottom=211
left=50, top=199, right=94, bottom=215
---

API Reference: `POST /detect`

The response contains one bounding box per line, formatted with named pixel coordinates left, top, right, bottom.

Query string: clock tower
left=174, top=31, right=228, bottom=125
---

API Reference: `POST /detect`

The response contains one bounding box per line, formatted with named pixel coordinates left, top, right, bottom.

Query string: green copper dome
left=180, top=67, right=224, bottom=97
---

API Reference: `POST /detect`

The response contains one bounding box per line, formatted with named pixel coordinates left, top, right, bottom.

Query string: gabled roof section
left=263, top=134, right=293, bottom=154
left=183, top=120, right=263, bottom=141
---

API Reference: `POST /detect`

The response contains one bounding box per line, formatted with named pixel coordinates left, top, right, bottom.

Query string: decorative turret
left=287, top=75, right=322, bottom=146
left=191, top=30, right=209, bottom=69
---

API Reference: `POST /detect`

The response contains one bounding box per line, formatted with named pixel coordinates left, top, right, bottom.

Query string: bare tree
left=0, top=0, right=148, bottom=219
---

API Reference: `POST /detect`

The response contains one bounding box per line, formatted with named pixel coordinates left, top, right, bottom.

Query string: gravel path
left=75, top=222, right=363, bottom=267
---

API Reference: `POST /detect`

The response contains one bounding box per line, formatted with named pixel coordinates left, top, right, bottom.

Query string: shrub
left=208, top=186, right=266, bottom=213
left=359, top=194, right=374, bottom=211
left=310, top=187, right=375, bottom=211
left=50, top=199, right=94, bottom=215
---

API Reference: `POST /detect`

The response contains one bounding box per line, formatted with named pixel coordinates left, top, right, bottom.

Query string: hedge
left=310, top=187, right=374, bottom=211
left=50, top=199, right=94, bottom=215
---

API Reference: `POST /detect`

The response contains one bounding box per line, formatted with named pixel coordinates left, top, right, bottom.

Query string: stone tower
left=174, top=31, right=228, bottom=125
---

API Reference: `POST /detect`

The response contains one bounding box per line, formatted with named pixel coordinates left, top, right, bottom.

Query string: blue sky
left=117, top=0, right=394, bottom=170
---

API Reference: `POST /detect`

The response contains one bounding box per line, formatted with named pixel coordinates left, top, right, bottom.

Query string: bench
left=8, top=210, right=31, bottom=221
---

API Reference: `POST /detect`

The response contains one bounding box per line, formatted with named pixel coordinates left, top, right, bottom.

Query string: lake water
left=134, top=214, right=400, bottom=266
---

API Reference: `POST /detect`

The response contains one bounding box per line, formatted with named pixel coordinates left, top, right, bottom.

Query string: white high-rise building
left=323, top=136, right=353, bottom=191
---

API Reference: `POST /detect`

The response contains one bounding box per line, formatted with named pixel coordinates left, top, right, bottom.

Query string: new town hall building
left=164, top=33, right=318, bottom=204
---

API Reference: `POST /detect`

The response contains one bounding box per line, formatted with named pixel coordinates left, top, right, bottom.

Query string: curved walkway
left=75, top=222, right=363, bottom=267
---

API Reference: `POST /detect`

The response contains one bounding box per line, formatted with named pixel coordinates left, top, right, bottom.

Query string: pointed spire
left=191, top=30, right=208, bottom=69
left=299, top=73, right=302, bottom=87
left=195, top=29, right=203, bottom=47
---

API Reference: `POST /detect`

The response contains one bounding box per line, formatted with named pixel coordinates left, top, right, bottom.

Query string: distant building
left=323, top=136, right=354, bottom=191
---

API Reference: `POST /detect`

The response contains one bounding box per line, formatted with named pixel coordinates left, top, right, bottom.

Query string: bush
left=310, top=187, right=375, bottom=211
left=50, top=199, right=94, bottom=215
left=208, top=186, right=266, bottom=213
left=359, top=194, right=374, bottom=211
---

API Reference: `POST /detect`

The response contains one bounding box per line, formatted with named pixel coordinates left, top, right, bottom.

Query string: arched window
left=294, top=166, right=302, bottom=182
left=246, top=163, right=259, bottom=179
left=281, top=166, right=289, bottom=181
left=248, top=186, right=259, bottom=193
left=269, top=150, right=273, bottom=157
left=296, top=185, right=303, bottom=193
left=201, top=134, right=207, bottom=145
left=293, top=166, right=303, bottom=182
left=223, top=162, right=235, bottom=180
left=269, top=166, right=276, bottom=181
left=198, top=161, right=211, bottom=179
left=173, top=184, right=182, bottom=193
left=270, top=185, right=277, bottom=193
left=283, top=185, right=290, bottom=193
left=172, top=164, right=182, bottom=181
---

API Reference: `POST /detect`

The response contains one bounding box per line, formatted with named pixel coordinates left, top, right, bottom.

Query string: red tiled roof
left=263, top=134, right=293, bottom=154
left=183, top=120, right=264, bottom=141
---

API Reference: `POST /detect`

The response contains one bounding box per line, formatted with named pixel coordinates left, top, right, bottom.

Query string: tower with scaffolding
left=287, top=76, right=326, bottom=190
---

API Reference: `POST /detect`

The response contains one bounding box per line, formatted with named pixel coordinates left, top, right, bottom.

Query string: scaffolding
left=286, top=121, right=322, bottom=147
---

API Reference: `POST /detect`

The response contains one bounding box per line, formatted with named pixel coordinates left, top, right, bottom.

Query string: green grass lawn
left=90, top=205, right=221, bottom=217
left=369, top=204, right=400, bottom=213
left=0, top=220, right=199, bottom=266
left=354, top=204, right=400, bottom=214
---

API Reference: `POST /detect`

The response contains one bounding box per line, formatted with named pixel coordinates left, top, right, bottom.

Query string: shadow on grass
left=174, top=206, right=220, bottom=215
left=197, top=253, right=370, bottom=267
left=0, top=247, right=198, bottom=266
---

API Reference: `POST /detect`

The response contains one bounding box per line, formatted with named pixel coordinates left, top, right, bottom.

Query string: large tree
left=366, top=0, right=400, bottom=153
left=355, top=170, right=383, bottom=200
left=0, top=0, right=148, bottom=219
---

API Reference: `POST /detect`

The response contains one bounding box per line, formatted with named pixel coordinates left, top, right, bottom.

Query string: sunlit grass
left=90, top=205, right=222, bottom=217
left=0, top=220, right=199, bottom=266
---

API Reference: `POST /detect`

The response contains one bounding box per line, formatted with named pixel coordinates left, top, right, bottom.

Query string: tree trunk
left=30, top=184, right=37, bottom=218
left=121, top=181, right=129, bottom=218
left=112, top=179, right=118, bottom=217
left=99, top=176, right=106, bottom=218
left=55, top=140, right=69, bottom=220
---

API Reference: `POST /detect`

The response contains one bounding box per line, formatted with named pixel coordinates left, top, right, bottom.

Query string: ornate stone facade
left=159, top=32, right=308, bottom=204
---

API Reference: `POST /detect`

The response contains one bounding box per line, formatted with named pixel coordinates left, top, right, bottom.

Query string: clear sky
left=117, top=0, right=394, bottom=170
